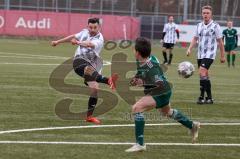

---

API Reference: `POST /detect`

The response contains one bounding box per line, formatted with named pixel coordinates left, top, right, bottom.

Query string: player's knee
left=199, top=67, right=208, bottom=77
left=84, top=66, right=98, bottom=82
left=160, top=105, right=171, bottom=117
left=84, top=66, right=95, bottom=76
left=132, top=105, right=137, bottom=113
left=132, top=104, right=142, bottom=113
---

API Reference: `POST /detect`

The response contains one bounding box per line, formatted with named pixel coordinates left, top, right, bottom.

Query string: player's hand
left=71, top=38, right=79, bottom=45
left=51, top=41, right=59, bottom=47
left=160, top=39, right=163, bottom=44
left=220, top=56, right=226, bottom=63
left=129, top=78, right=143, bottom=86
left=186, top=48, right=191, bottom=56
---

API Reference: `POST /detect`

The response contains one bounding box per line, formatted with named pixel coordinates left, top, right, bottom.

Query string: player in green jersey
left=222, top=20, right=238, bottom=67
left=125, top=37, right=200, bottom=152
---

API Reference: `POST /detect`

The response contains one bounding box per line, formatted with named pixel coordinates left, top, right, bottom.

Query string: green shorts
left=152, top=91, right=172, bottom=109
left=225, top=43, right=236, bottom=52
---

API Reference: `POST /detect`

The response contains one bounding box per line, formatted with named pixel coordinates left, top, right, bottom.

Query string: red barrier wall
left=0, top=10, right=140, bottom=40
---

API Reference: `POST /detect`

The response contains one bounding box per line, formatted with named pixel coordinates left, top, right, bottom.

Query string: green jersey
left=222, top=28, right=238, bottom=45
left=135, top=55, right=171, bottom=95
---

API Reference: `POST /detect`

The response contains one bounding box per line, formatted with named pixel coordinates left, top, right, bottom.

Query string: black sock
left=87, top=97, right=98, bottom=117
left=200, top=80, right=205, bottom=98
left=168, top=54, right=173, bottom=64
left=205, top=80, right=212, bottom=99
left=162, top=51, right=167, bottom=62
left=89, top=70, right=109, bottom=84
left=96, top=74, right=109, bottom=84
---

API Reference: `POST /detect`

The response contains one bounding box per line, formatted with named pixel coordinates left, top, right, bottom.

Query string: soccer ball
left=178, top=61, right=195, bottom=78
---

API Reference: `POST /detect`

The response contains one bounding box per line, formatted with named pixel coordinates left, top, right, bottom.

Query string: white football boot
left=125, top=143, right=146, bottom=152
left=191, top=121, right=201, bottom=143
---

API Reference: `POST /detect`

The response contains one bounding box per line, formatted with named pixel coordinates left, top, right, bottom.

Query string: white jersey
left=163, top=22, right=178, bottom=44
left=74, top=29, right=104, bottom=72
left=194, top=20, right=222, bottom=59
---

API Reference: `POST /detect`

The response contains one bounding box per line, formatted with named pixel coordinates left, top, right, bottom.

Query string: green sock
left=227, top=54, right=231, bottom=64
left=232, top=54, right=236, bottom=64
left=171, top=109, right=193, bottom=129
left=134, top=112, right=145, bottom=145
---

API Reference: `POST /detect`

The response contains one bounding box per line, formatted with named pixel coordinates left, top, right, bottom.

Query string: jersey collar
left=139, top=56, right=152, bottom=67
left=203, top=20, right=213, bottom=26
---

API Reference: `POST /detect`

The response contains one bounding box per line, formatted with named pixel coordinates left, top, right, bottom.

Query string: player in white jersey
left=161, top=16, right=180, bottom=65
left=187, top=6, right=225, bottom=104
left=51, top=18, right=118, bottom=124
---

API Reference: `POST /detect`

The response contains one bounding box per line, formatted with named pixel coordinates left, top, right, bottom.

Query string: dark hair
left=88, top=17, right=100, bottom=24
left=135, top=37, right=151, bottom=58
left=202, top=5, right=212, bottom=12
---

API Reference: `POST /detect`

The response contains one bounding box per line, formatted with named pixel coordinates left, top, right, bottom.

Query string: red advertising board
left=0, top=10, right=140, bottom=40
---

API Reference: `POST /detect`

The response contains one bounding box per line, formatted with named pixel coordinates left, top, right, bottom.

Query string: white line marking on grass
left=0, top=55, right=67, bottom=60
left=0, top=62, right=60, bottom=66
left=3, top=40, right=39, bottom=44
left=0, top=52, right=112, bottom=66
left=0, top=123, right=240, bottom=135
left=0, top=61, right=111, bottom=66
left=0, top=52, right=231, bottom=67
left=0, top=52, right=67, bottom=59
left=0, top=141, right=239, bottom=147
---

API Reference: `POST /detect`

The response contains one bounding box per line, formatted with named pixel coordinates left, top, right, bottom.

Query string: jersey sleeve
left=215, top=24, right=222, bottom=39
left=151, top=55, right=160, bottom=64
left=75, top=29, right=89, bottom=41
left=163, top=24, right=167, bottom=32
left=235, top=29, right=238, bottom=46
left=222, top=29, right=226, bottom=37
left=91, top=38, right=104, bottom=51
left=235, top=29, right=238, bottom=35
left=75, top=31, right=83, bottom=40
left=175, top=24, right=178, bottom=30
left=194, top=24, right=199, bottom=38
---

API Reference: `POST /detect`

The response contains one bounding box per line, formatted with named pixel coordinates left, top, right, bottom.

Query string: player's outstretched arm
left=217, top=38, right=226, bottom=63
left=77, top=41, right=95, bottom=48
left=51, top=34, right=75, bottom=47
left=187, top=37, right=198, bottom=56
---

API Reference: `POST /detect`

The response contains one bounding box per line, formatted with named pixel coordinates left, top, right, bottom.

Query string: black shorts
left=197, top=58, right=214, bottom=70
left=163, top=43, right=175, bottom=49
left=73, top=58, right=89, bottom=77
left=73, top=58, right=95, bottom=85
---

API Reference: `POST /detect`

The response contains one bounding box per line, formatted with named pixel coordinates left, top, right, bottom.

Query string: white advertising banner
left=178, top=24, right=240, bottom=45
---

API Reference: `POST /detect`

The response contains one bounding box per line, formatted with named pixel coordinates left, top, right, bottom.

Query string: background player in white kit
left=161, top=16, right=180, bottom=65
left=187, top=6, right=225, bottom=104
left=51, top=18, right=118, bottom=124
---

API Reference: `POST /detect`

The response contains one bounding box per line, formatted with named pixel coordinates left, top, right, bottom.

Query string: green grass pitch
left=0, top=38, right=239, bottom=159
